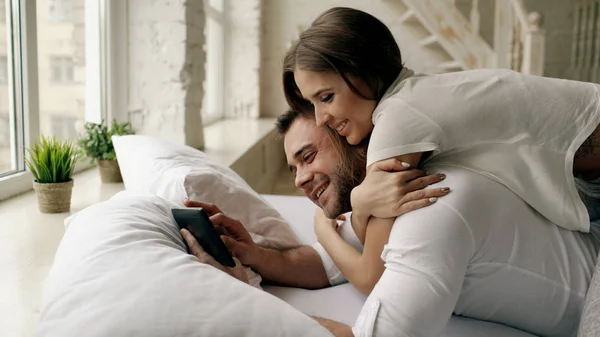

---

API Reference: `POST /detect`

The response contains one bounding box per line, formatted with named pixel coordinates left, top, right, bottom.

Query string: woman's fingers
left=368, top=158, right=411, bottom=173
left=401, top=188, right=451, bottom=207
left=403, top=173, right=447, bottom=191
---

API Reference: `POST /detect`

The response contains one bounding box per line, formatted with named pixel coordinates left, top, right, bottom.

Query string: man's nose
left=294, top=168, right=312, bottom=190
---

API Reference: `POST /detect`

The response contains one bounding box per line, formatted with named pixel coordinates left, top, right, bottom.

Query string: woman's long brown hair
left=283, top=7, right=404, bottom=114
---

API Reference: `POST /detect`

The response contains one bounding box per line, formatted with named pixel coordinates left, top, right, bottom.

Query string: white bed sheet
left=261, top=194, right=537, bottom=337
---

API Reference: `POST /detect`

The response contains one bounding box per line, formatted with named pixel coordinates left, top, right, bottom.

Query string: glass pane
left=37, top=0, right=85, bottom=141
left=48, top=0, right=72, bottom=23
left=0, top=0, right=14, bottom=175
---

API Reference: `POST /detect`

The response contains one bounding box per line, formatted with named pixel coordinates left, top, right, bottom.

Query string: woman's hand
left=180, top=227, right=249, bottom=284
left=353, top=158, right=450, bottom=219
left=314, top=207, right=346, bottom=243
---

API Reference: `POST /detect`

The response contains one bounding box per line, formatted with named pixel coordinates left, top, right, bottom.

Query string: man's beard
left=323, top=160, right=364, bottom=218
left=320, top=127, right=368, bottom=218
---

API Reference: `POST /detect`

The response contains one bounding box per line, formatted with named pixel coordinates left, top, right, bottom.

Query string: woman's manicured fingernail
left=429, top=197, right=438, bottom=203
left=401, top=162, right=410, bottom=168
left=441, top=187, right=450, bottom=193
left=438, top=174, right=446, bottom=180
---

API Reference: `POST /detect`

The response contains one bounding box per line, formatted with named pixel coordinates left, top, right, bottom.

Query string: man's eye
left=320, top=93, right=334, bottom=103
left=304, top=153, right=314, bottom=162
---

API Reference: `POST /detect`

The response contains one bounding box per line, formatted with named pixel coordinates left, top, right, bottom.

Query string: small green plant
left=25, top=135, right=80, bottom=184
left=78, top=119, right=134, bottom=163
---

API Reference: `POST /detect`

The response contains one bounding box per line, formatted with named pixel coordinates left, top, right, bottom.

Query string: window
left=50, top=115, right=78, bottom=139
left=0, top=56, right=6, bottom=83
left=0, top=0, right=5, bottom=23
left=0, top=0, right=17, bottom=179
left=39, top=0, right=89, bottom=143
left=202, top=0, right=225, bottom=124
left=49, top=56, right=74, bottom=83
left=0, top=113, right=8, bottom=147
left=47, top=0, right=72, bottom=23
left=0, top=0, right=107, bottom=200
left=0, top=113, right=9, bottom=173
left=0, top=111, right=9, bottom=178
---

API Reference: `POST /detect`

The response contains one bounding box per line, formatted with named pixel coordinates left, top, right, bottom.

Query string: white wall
left=127, top=0, right=205, bottom=148
left=259, top=0, right=445, bottom=118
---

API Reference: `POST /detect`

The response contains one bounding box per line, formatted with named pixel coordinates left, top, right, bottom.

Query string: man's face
left=284, top=117, right=363, bottom=218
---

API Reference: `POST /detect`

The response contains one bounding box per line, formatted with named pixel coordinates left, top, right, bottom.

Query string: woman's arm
left=351, top=155, right=449, bottom=245
left=315, top=209, right=394, bottom=295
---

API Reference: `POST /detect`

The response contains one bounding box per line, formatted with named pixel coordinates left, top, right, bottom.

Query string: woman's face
left=293, top=69, right=376, bottom=145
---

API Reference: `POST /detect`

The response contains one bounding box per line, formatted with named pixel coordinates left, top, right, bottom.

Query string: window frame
left=0, top=0, right=110, bottom=201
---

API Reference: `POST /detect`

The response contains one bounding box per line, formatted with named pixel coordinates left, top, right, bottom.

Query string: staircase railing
left=571, top=0, right=600, bottom=83
left=403, top=0, right=496, bottom=70
left=493, top=0, right=545, bottom=75
left=407, top=0, right=545, bottom=75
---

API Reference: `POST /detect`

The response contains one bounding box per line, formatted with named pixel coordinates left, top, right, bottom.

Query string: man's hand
left=182, top=200, right=330, bottom=290
left=180, top=228, right=249, bottom=284
left=183, top=199, right=262, bottom=266
left=352, top=158, right=450, bottom=219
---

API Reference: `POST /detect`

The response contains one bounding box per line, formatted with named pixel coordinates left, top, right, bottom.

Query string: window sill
left=0, top=160, right=95, bottom=201
left=203, top=118, right=279, bottom=167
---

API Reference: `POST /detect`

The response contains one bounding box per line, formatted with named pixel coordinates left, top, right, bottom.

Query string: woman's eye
left=320, top=93, right=334, bottom=103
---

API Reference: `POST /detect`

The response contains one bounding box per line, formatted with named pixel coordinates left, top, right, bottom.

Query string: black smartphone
left=171, top=208, right=236, bottom=268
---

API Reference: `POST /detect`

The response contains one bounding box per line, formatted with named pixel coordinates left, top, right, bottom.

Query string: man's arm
left=250, top=245, right=330, bottom=289
left=311, top=316, right=354, bottom=337
left=182, top=200, right=330, bottom=289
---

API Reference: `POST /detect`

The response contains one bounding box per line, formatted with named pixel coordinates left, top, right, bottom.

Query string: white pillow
left=37, top=191, right=330, bottom=337
left=112, top=135, right=301, bottom=251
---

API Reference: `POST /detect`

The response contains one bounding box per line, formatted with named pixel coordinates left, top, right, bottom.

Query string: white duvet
left=37, top=191, right=330, bottom=337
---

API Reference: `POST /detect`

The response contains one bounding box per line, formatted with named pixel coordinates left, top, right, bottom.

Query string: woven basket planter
left=98, top=159, right=123, bottom=183
left=33, top=180, right=74, bottom=214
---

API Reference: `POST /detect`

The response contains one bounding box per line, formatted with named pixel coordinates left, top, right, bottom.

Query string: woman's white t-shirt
left=367, top=68, right=600, bottom=232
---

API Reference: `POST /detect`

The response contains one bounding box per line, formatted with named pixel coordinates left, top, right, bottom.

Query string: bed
left=262, top=194, right=538, bottom=337
left=37, top=134, right=594, bottom=336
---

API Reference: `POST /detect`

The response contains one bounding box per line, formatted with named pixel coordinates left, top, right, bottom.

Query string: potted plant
left=78, top=119, right=134, bottom=183
left=26, top=135, right=80, bottom=213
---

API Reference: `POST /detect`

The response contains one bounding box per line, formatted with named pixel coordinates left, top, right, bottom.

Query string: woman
left=283, top=7, right=600, bottom=239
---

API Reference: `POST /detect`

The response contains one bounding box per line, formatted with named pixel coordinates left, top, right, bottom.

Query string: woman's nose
left=314, top=108, right=332, bottom=127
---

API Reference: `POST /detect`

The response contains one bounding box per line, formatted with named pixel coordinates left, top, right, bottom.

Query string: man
left=181, top=111, right=600, bottom=337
